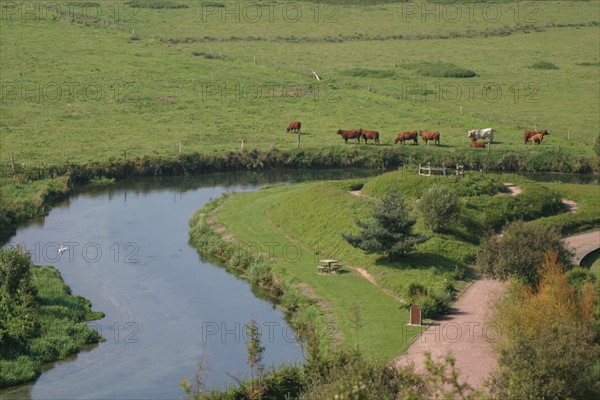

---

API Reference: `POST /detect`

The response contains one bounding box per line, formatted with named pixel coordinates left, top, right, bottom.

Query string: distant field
left=1, top=1, right=598, bottom=166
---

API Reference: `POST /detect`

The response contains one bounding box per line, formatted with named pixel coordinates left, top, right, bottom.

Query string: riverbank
left=189, top=170, right=599, bottom=362
left=2, top=146, right=597, bottom=241
left=0, top=249, right=104, bottom=388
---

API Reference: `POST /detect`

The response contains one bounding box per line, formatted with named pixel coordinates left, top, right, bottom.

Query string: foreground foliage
left=0, top=249, right=103, bottom=388
left=490, top=252, right=600, bottom=399
left=183, top=347, right=486, bottom=400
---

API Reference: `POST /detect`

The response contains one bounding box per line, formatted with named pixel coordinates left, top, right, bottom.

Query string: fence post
left=11, top=156, right=15, bottom=173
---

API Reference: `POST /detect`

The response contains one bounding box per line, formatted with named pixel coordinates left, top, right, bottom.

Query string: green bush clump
left=127, top=0, right=188, bottom=9
left=530, top=61, right=559, bottom=70
left=476, top=220, right=573, bottom=286
left=403, top=62, right=477, bottom=78
left=341, top=68, right=396, bottom=78
left=0, top=250, right=103, bottom=388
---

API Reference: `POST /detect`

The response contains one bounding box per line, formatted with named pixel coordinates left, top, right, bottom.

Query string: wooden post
left=410, top=304, right=422, bottom=325
left=253, top=56, right=256, bottom=64
left=567, top=130, right=570, bottom=140
left=296, top=131, right=301, bottom=148
left=241, top=139, right=244, bottom=149
left=179, top=141, right=182, bottom=153
left=511, top=116, right=515, bottom=127
left=124, top=150, right=127, bottom=159
left=11, top=156, right=15, bottom=173
left=460, top=106, right=463, bottom=115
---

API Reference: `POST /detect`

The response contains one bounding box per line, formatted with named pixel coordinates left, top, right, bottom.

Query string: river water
left=0, top=170, right=378, bottom=400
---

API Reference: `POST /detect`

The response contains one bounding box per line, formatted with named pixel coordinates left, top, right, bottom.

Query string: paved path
left=565, top=230, right=600, bottom=265
left=393, top=279, right=505, bottom=389
left=394, top=229, right=600, bottom=390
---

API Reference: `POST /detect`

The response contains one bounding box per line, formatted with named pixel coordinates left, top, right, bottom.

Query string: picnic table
left=317, top=259, right=341, bottom=274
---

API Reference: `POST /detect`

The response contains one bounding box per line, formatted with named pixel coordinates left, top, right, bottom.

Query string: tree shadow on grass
left=375, top=251, right=460, bottom=272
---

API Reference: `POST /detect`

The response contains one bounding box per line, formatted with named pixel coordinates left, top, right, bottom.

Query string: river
left=0, top=170, right=379, bottom=400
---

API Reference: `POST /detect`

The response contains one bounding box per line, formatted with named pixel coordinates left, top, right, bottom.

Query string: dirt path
left=393, top=279, right=505, bottom=390
left=501, top=182, right=522, bottom=196
left=350, top=190, right=363, bottom=197
left=561, top=198, right=578, bottom=213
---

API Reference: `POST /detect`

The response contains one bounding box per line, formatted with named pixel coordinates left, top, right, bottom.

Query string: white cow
left=467, top=128, right=494, bottom=142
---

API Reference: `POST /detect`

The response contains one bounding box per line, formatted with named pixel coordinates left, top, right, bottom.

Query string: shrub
left=406, top=282, right=427, bottom=302
left=530, top=61, right=559, bottom=70
left=417, top=184, right=461, bottom=232
left=476, top=221, right=573, bottom=286
left=567, top=267, right=597, bottom=287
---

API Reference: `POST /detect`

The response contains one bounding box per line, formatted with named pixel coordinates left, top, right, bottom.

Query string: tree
left=245, top=319, right=265, bottom=400
left=342, top=191, right=428, bottom=260
left=0, top=249, right=38, bottom=347
left=417, top=184, right=461, bottom=232
left=476, top=220, right=572, bottom=286
left=490, top=252, right=600, bottom=399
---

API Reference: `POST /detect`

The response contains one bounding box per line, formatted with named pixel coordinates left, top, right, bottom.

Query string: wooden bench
left=331, top=264, right=341, bottom=274
left=317, top=265, right=328, bottom=274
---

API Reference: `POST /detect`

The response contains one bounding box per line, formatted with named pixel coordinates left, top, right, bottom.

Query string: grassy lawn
left=217, top=184, right=423, bottom=361
left=211, top=170, right=599, bottom=360
left=534, top=182, right=600, bottom=234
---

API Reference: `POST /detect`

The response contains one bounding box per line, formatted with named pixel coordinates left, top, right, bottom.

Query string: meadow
left=1, top=0, right=598, bottom=168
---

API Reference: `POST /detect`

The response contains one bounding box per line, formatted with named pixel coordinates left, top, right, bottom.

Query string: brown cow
left=336, top=129, right=362, bottom=144
left=528, top=133, right=545, bottom=145
left=394, top=131, right=418, bottom=144
left=359, top=129, right=380, bottom=144
left=524, top=129, right=549, bottom=144
left=286, top=120, right=301, bottom=134
left=419, top=130, right=440, bottom=145
left=470, top=138, right=486, bottom=148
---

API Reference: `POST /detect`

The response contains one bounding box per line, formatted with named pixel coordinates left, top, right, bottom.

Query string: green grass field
left=1, top=0, right=598, bottom=167
left=207, top=170, right=598, bottom=360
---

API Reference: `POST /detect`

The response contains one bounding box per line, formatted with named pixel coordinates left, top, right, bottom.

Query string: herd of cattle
left=286, top=120, right=550, bottom=147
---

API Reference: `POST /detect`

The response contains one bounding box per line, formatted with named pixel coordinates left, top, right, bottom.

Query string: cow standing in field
left=468, top=128, right=494, bottom=143
left=394, top=131, right=419, bottom=144
left=336, top=129, right=362, bottom=144
left=287, top=120, right=301, bottom=134
left=419, top=130, right=440, bottom=145
left=528, top=133, right=545, bottom=145
left=524, top=129, right=549, bottom=144
left=470, top=138, right=486, bottom=148
left=359, top=129, right=380, bottom=144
